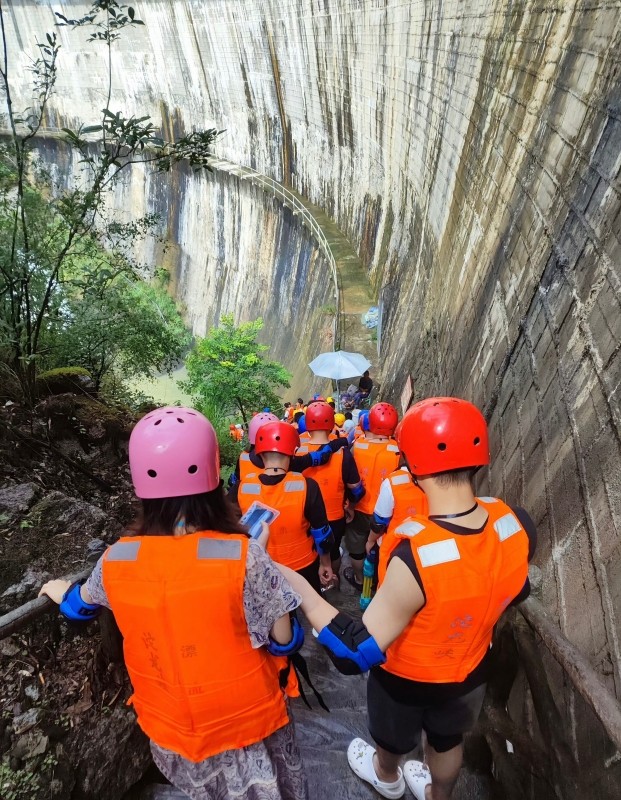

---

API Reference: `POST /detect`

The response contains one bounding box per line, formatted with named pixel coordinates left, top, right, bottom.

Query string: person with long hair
left=39, top=406, right=308, bottom=800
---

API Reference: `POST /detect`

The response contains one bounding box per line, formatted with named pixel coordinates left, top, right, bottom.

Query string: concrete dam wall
left=5, top=1, right=621, bottom=795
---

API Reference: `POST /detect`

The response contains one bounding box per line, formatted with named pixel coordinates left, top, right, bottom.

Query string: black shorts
left=367, top=668, right=487, bottom=754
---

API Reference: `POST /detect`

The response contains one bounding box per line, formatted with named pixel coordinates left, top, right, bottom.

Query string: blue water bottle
left=360, top=545, right=378, bottom=610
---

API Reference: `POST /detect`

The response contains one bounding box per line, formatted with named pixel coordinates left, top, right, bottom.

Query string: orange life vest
left=297, top=442, right=345, bottom=522
left=238, top=450, right=258, bottom=481
left=352, top=437, right=400, bottom=514
left=238, top=472, right=316, bottom=571
left=101, top=532, right=289, bottom=762
left=377, top=470, right=429, bottom=582
left=378, top=498, right=529, bottom=682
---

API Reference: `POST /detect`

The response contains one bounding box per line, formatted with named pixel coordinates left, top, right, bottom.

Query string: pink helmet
left=248, top=412, right=278, bottom=445
left=129, top=407, right=220, bottom=499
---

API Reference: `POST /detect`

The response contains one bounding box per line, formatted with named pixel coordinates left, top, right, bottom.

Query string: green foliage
left=37, top=366, right=91, bottom=380
left=42, top=272, right=191, bottom=391
left=0, top=753, right=54, bottom=800
left=198, top=398, right=245, bottom=469
left=183, top=315, right=290, bottom=424
left=0, top=1, right=221, bottom=402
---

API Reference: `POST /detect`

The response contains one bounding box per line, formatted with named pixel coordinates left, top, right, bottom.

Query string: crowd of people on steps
left=40, top=389, right=536, bottom=800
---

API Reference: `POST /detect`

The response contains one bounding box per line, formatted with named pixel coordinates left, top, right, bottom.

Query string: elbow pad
left=267, top=616, right=305, bottom=656
left=310, top=445, right=332, bottom=467
left=59, top=581, right=101, bottom=622
left=348, top=482, right=365, bottom=503
left=371, top=512, right=390, bottom=534
left=317, top=612, right=386, bottom=674
left=310, top=524, right=334, bottom=555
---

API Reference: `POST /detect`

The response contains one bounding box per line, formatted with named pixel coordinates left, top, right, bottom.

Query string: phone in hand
left=240, top=502, right=279, bottom=539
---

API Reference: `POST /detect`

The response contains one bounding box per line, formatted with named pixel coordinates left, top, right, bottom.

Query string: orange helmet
left=397, top=397, right=489, bottom=475
left=369, top=402, right=399, bottom=436
left=254, top=421, right=300, bottom=457
left=305, top=401, right=335, bottom=431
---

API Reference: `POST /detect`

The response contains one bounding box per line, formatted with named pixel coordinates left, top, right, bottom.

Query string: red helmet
left=369, top=402, right=399, bottom=436
left=305, top=401, right=335, bottom=431
left=254, top=421, right=300, bottom=457
left=397, top=397, right=489, bottom=475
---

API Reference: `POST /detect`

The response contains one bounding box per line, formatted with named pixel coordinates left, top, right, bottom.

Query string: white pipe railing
left=210, top=160, right=342, bottom=351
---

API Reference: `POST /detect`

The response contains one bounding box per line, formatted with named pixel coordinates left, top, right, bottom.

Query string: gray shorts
left=344, top=510, right=372, bottom=557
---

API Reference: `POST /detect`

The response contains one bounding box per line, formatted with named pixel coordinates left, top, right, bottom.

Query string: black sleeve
left=249, top=450, right=264, bottom=469
left=329, top=438, right=348, bottom=452
left=228, top=481, right=239, bottom=506
left=506, top=506, right=537, bottom=607
left=511, top=506, right=537, bottom=561
left=388, top=540, right=426, bottom=602
left=342, top=447, right=361, bottom=485
left=304, top=477, right=330, bottom=529
left=291, top=453, right=313, bottom=471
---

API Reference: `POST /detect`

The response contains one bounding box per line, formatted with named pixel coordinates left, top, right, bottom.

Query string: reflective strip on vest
left=395, top=520, right=426, bottom=537
left=297, top=446, right=309, bottom=454
left=106, top=541, right=141, bottom=561
left=387, top=444, right=399, bottom=453
left=494, top=513, right=522, bottom=542
left=241, top=484, right=261, bottom=495
left=240, top=453, right=250, bottom=461
left=478, top=496, right=498, bottom=503
left=417, top=539, right=460, bottom=568
left=284, top=481, right=305, bottom=493
left=391, top=473, right=410, bottom=486
left=355, top=442, right=369, bottom=450
left=197, top=539, right=242, bottom=560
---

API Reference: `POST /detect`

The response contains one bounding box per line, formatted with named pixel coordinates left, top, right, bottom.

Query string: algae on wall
left=6, top=3, right=621, bottom=792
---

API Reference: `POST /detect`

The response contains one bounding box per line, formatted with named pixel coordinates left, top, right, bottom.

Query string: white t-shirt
left=373, top=466, right=410, bottom=520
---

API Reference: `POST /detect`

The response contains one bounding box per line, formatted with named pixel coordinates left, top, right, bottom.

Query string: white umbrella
left=308, top=351, right=372, bottom=409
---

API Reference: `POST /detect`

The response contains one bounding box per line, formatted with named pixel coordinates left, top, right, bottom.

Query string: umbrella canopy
left=308, top=351, right=372, bottom=380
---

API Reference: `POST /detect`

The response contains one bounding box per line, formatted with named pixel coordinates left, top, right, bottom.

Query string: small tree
left=183, top=315, right=291, bottom=424
left=0, top=1, right=221, bottom=402
left=43, top=270, right=190, bottom=391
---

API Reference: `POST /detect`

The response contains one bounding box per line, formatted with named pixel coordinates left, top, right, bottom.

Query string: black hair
left=431, top=467, right=478, bottom=487
left=344, top=411, right=353, bottom=420
left=284, top=402, right=291, bottom=407
left=297, top=397, right=303, bottom=404
left=328, top=401, right=335, bottom=409
left=293, top=410, right=304, bottom=422
left=132, top=485, right=248, bottom=537
left=363, top=370, right=370, bottom=376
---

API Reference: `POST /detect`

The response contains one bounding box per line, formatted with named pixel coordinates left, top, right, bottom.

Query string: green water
left=130, top=365, right=193, bottom=406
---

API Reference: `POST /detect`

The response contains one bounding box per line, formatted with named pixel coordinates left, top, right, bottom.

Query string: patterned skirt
left=151, top=722, right=308, bottom=800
